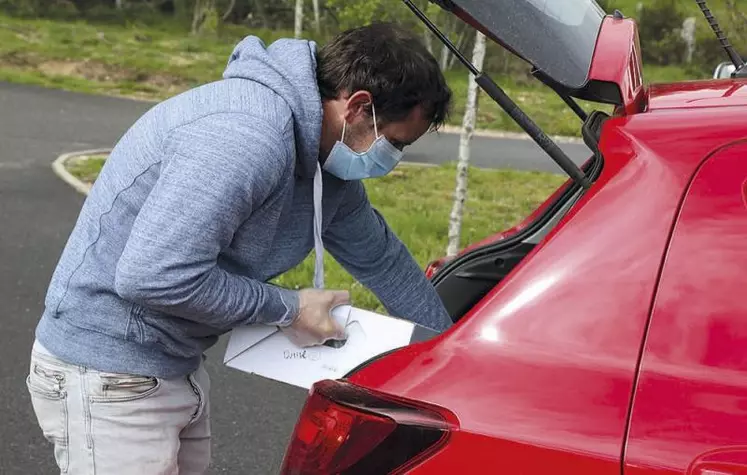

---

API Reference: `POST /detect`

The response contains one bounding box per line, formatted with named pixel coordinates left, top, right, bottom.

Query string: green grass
left=68, top=157, right=566, bottom=312
left=0, top=12, right=716, bottom=137
left=65, top=154, right=107, bottom=183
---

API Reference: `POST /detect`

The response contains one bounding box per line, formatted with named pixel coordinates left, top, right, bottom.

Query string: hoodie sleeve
left=322, top=181, right=453, bottom=332
left=114, top=113, right=299, bottom=330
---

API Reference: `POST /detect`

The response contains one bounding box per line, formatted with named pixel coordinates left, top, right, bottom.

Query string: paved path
left=406, top=130, right=591, bottom=172
left=0, top=81, right=590, bottom=474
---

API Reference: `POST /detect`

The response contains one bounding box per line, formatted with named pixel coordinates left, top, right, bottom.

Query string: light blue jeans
left=26, top=341, right=211, bottom=474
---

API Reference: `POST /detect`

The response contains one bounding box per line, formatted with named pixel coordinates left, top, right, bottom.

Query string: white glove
left=280, top=289, right=350, bottom=347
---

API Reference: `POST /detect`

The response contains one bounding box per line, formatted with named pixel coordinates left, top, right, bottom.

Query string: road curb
left=52, top=148, right=111, bottom=196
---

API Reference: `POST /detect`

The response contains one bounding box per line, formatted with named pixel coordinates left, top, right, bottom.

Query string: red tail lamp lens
left=425, top=262, right=439, bottom=279
left=290, top=391, right=395, bottom=473
left=281, top=380, right=454, bottom=475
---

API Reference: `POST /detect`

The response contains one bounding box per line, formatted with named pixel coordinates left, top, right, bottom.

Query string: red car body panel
left=283, top=9, right=747, bottom=475
left=624, top=140, right=747, bottom=474
left=351, top=102, right=747, bottom=473
left=647, top=80, right=747, bottom=110
left=586, top=16, right=646, bottom=116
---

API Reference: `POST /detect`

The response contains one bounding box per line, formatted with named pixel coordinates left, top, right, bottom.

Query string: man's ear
left=343, top=90, right=374, bottom=125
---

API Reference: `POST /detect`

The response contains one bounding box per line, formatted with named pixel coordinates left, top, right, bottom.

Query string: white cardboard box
left=223, top=305, right=440, bottom=389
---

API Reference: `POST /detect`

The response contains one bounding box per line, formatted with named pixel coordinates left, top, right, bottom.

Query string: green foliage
left=324, top=0, right=386, bottom=29
left=0, top=0, right=729, bottom=138
left=690, top=29, right=730, bottom=74
left=595, top=0, right=611, bottom=13
left=3, top=0, right=738, bottom=75
left=636, top=0, right=687, bottom=65
left=603, top=0, right=743, bottom=73
left=691, top=1, right=747, bottom=74
left=201, top=5, right=218, bottom=33
left=323, top=0, right=428, bottom=30
left=0, top=0, right=65, bottom=17
left=69, top=0, right=101, bottom=13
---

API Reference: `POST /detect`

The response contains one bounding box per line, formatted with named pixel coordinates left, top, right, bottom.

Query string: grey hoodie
left=35, top=36, right=452, bottom=379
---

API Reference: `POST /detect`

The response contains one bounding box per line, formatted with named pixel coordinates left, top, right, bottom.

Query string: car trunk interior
left=432, top=199, right=575, bottom=324
left=431, top=110, right=608, bottom=324
left=433, top=150, right=604, bottom=324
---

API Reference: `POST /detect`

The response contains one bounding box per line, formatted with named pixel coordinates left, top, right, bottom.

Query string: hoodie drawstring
left=312, top=162, right=324, bottom=289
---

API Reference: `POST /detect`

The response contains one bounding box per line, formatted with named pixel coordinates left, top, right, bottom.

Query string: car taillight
left=281, top=380, right=456, bottom=475
left=425, top=259, right=444, bottom=279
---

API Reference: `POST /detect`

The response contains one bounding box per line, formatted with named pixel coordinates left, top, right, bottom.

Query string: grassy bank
left=0, top=12, right=711, bottom=137
left=66, top=155, right=566, bottom=312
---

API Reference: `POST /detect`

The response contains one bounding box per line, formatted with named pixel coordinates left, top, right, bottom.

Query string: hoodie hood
left=223, top=36, right=322, bottom=179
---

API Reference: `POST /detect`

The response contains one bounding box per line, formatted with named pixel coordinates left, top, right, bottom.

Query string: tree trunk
left=254, top=0, right=268, bottom=29
left=191, top=0, right=205, bottom=34
left=681, top=17, right=696, bottom=64
left=440, top=41, right=451, bottom=71
left=439, top=15, right=454, bottom=71
left=448, top=26, right=470, bottom=70
left=423, top=28, right=433, bottom=55
left=222, top=0, right=237, bottom=22
left=312, top=0, right=320, bottom=33
left=115, top=0, right=123, bottom=9
left=447, top=31, right=486, bottom=258
left=192, top=0, right=216, bottom=34
left=294, top=0, right=304, bottom=39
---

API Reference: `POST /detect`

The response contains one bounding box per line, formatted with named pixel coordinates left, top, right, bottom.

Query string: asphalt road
left=406, top=129, right=591, bottom=172
left=0, top=81, right=591, bottom=474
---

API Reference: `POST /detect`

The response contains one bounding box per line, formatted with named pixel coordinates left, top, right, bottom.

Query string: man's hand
left=280, top=289, right=350, bottom=347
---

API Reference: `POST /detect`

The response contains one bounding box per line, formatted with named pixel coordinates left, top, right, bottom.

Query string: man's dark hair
left=316, top=22, right=452, bottom=130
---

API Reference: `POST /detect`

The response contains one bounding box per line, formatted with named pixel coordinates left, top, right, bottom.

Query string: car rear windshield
left=451, top=0, right=606, bottom=89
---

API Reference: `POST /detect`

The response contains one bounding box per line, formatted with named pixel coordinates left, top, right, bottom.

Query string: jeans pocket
left=90, top=373, right=161, bottom=403
left=26, top=362, right=69, bottom=473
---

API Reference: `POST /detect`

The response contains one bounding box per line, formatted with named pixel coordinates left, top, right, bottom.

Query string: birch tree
left=439, top=15, right=455, bottom=71
left=438, top=18, right=469, bottom=71
left=681, top=17, right=696, bottom=64
left=440, top=42, right=451, bottom=72
left=294, top=0, right=304, bottom=38
left=423, top=29, right=434, bottom=55
left=191, top=0, right=216, bottom=34
left=222, top=0, right=237, bottom=21
left=448, top=28, right=470, bottom=70
left=447, top=31, right=486, bottom=257
left=312, top=0, right=321, bottom=33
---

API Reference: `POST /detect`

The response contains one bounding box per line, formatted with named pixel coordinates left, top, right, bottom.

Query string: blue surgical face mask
left=322, top=104, right=404, bottom=180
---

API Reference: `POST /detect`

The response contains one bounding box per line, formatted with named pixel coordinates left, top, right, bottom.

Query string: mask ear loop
left=340, top=100, right=377, bottom=144
left=371, top=103, right=379, bottom=138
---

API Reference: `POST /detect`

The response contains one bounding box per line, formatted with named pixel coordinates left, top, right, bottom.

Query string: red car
left=281, top=0, right=747, bottom=473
